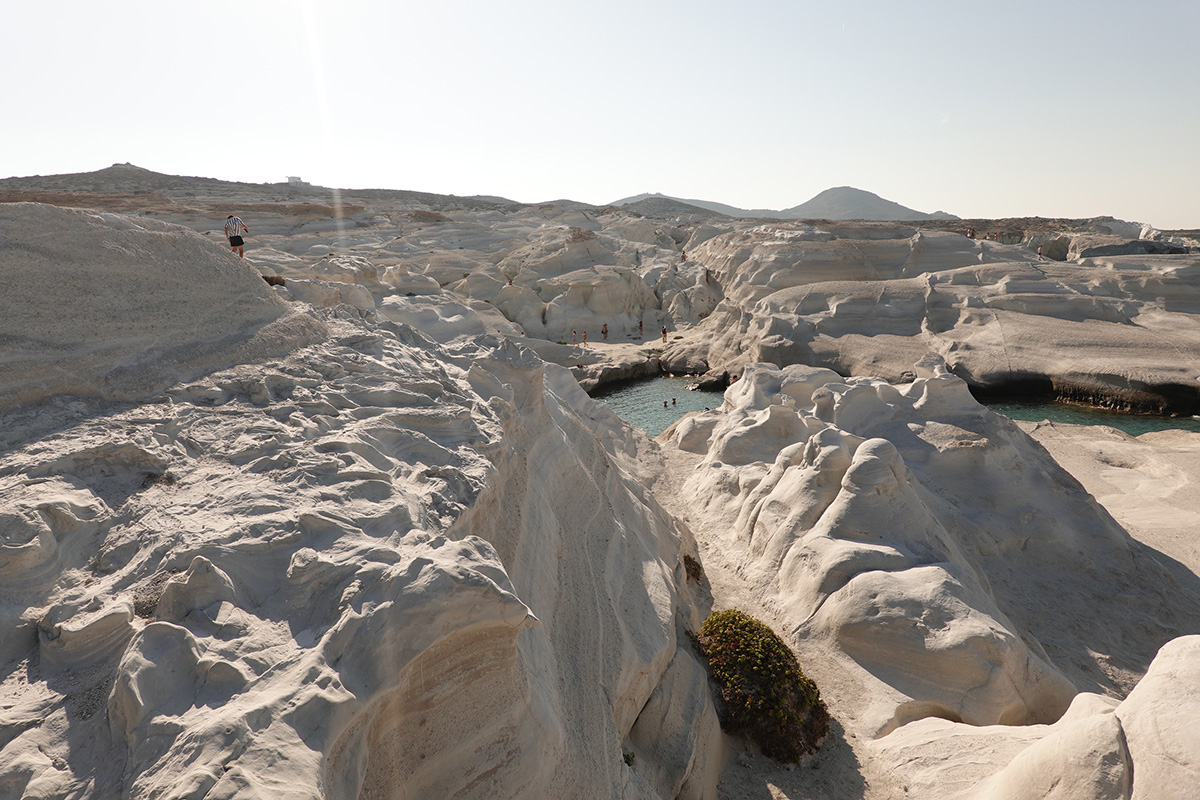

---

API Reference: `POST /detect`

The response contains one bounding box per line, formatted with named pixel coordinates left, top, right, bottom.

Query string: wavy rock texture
left=664, top=361, right=1200, bottom=740
left=665, top=225, right=1200, bottom=413
left=871, top=635, right=1200, bottom=799
left=0, top=203, right=327, bottom=413
left=0, top=325, right=718, bottom=798
left=0, top=206, right=719, bottom=799
left=4, top=181, right=1200, bottom=799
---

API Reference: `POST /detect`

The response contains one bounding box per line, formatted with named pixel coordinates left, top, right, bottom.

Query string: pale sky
left=6, top=1, right=1199, bottom=227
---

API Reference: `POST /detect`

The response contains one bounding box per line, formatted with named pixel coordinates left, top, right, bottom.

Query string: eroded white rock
left=666, top=361, right=1199, bottom=738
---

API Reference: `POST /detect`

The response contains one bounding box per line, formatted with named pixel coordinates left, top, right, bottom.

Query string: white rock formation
left=660, top=360, right=1200, bottom=758
left=5, top=178, right=1200, bottom=799
left=51, top=169, right=1188, bottom=414
left=665, top=224, right=1200, bottom=414
left=870, top=634, right=1200, bottom=799
left=0, top=205, right=720, bottom=799
left=0, top=203, right=327, bottom=412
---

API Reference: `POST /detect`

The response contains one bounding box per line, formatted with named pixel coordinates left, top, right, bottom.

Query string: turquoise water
left=593, top=377, right=1200, bottom=438
left=989, top=402, right=1200, bottom=436
left=592, top=376, right=724, bottom=436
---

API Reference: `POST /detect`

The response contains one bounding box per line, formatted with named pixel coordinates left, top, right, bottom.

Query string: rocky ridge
left=2, top=168, right=1200, bottom=798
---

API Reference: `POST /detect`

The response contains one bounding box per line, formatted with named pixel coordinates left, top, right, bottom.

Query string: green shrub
left=698, top=609, right=829, bottom=762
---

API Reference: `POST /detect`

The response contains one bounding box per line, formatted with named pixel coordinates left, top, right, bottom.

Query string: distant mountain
left=610, top=193, right=781, bottom=219
left=466, top=194, right=519, bottom=204
left=617, top=195, right=726, bottom=219
left=782, top=187, right=958, bottom=221
left=610, top=188, right=958, bottom=221
left=0, top=164, right=522, bottom=213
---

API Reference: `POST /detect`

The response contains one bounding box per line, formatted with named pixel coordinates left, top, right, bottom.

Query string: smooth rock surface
left=0, top=203, right=327, bottom=412
left=5, top=171, right=1200, bottom=799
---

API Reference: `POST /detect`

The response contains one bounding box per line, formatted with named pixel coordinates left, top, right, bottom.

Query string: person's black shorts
left=229, top=235, right=245, bottom=247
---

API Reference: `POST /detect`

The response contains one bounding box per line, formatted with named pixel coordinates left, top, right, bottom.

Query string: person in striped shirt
left=224, top=215, right=249, bottom=258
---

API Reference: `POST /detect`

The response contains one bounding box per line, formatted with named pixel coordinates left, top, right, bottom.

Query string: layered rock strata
left=0, top=206, right=720, bottom=799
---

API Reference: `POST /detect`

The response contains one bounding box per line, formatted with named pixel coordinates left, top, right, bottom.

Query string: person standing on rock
left=601, top=323, right=608, bottom=341
left=225, top=215, right=249, bottom=258
left=661, top=325, right=668, bottom=343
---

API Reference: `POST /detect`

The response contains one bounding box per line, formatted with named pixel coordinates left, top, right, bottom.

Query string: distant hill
left=611, top=188, right=958, bottom=221
left=782, top=187, right=958, bottom=221
left=617, top=195, right=725, bottom=219
left=2, top=167, right=959, bottom=222
left=610, top=193, right=780, bottom=219
left=0, top=164, right=522, bottom=213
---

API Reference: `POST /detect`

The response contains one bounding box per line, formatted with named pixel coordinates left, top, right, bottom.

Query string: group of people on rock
left=570, top=321, right=672, bottom=347
left=966, top=227, right=1002, bottom=242
left=572, top=323, right=612, bottom=347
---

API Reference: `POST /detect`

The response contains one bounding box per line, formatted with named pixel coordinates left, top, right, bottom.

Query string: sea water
left=591, top=376, right=724, bottom=437
left=988, top=402, right=1200, bottom=436
left=593, top=377, right=1200, bottom=438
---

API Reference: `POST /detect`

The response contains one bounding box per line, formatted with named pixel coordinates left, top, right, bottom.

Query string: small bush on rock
left=698, top=609, right=829, bottom=762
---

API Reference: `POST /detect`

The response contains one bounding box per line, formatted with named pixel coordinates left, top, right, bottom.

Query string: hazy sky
left=6, top=1, right=1199, bottom=227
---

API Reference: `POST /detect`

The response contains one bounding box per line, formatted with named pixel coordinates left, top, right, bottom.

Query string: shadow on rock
left=718, top=716, right=868, bottom=800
